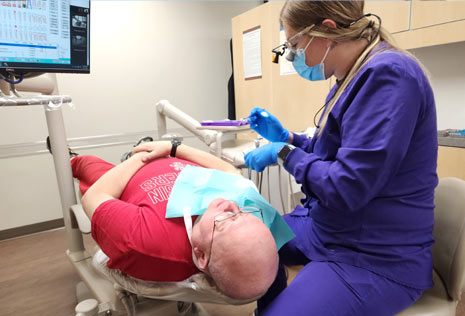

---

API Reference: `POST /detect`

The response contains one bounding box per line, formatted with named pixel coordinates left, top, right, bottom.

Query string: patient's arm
left=81, top=153, right=146, bottom=220
left=133, top=141, right=239, bottom=175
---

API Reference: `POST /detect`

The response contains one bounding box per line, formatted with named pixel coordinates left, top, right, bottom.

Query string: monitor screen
left=0, top=0, right=90, bottom=75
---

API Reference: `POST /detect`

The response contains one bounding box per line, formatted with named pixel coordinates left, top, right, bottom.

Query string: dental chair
left=68, top=157, right=258, bottom=315
left=57, top=128, right=262, bottom=314
left=71, top=201, right=258, bottom=316
left=396, top=177, right=465, bottom=316
left=2, top=75, right=259, bottom=316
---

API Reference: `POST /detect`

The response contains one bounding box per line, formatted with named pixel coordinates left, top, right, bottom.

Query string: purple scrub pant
left=257, top=215, right=424, bottom=316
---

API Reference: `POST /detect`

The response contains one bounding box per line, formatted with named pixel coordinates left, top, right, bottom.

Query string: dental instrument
left=200, top=118, right=249, bottom=127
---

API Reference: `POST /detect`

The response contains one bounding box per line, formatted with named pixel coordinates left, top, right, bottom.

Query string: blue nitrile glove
left=248, top=107, right=290, bottom=143
left=244, top=142, right=287, bottom=172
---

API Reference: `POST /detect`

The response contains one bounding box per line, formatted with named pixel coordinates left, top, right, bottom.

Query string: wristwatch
left=161, top=133, right=183, bottom=158
left=170, top=139, right=182, bottom=157
left=277, top=144, right=295, bottom=166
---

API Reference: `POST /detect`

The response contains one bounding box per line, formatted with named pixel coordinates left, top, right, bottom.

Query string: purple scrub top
left=284, top=46, right=438, bottom=289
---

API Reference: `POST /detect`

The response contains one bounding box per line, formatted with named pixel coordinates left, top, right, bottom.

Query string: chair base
left=75, top=281, right=209, bottom=316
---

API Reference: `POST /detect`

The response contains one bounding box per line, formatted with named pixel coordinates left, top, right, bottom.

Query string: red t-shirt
left=91, top=157, right=200, bottom=282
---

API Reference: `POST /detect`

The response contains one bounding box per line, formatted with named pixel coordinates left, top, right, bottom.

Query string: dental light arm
left=156, top=100, right=218, bottom=146
left=155, top=100, right=267, bottom=168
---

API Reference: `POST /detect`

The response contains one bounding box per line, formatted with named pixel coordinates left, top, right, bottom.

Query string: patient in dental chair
left=73, top=140, right=278, bottom=301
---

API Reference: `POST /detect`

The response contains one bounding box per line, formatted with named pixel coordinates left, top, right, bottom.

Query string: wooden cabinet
left=364, top=1, right=411, bottom=34
left=393, top=0, right=465, bottom=49
left=394, top=18, right=465, bottom=49
left=271, top=77, right=330, bottom=132
left=410, top=0, right=465, bottom=29
left=437, top=146, right=465, bottom=181
left=232, top=1, right=330, bottom=132
left=232, top=4, right=273, bottom=121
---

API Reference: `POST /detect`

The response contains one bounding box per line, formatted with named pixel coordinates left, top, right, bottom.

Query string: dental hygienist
left=245, top=1, right=438, bottom=315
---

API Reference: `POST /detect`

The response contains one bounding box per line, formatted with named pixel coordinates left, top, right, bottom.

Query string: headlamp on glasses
left=271, top=43, right=287, bottom=64
left=271, top=23, right=316, bottom=64
left=272, top=42, right=300, bottom=63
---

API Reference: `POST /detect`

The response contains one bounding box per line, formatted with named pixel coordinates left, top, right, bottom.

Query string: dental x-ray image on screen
left=0, top=0, right=91, bottom=75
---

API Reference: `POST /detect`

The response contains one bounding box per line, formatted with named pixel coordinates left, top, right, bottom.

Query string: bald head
left=191, top=198, right=279, bottom=300
left=208, top=217, right=279, bottom=300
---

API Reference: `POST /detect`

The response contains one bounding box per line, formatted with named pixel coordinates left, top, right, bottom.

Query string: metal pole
left=44, top=104, right=84, bottom=253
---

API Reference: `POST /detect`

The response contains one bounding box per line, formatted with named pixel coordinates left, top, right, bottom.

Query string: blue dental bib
left=166, top=166, right=295, bottom=250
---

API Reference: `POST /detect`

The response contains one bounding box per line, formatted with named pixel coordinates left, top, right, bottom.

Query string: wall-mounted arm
left=156, top=100, right=218, bottom=146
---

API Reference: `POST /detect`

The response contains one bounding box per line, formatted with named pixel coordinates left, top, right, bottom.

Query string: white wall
left=4, top=2, right=463, bottom=232
left=410, top=41, right=465, bottom=130
left=0, top=1, right=260, bottom=231
left=57, top=1, right=260, bottom=137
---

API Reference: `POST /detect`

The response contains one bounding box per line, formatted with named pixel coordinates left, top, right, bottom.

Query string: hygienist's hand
left=132, top=141, right=171, bottom=163
left=244, top=142, right=287, bottom=172
left=248, top=107, right=290, bottom=143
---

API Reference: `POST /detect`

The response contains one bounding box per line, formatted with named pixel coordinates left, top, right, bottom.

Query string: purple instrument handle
left=200, top=120, right=249, bottom=127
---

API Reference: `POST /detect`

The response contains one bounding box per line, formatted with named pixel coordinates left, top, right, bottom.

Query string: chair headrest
left=92, top=250, right=261, bottom=305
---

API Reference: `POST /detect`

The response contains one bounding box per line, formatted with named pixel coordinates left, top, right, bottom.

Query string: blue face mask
left=292, top=37, right=331, bottom=81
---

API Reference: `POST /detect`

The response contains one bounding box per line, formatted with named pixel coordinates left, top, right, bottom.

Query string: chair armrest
left=71, top=204, right=91, bottom=234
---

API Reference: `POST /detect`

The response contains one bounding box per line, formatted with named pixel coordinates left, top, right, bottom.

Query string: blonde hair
left=280, top=1, right=426, bottom=136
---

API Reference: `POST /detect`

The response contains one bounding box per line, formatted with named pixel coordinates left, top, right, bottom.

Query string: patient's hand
left=132, top=141, right=171, bottom=163
left=134, top=141, right=239, bottom=176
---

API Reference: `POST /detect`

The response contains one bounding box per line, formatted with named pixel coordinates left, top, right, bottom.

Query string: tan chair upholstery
left=397, top=177, right=465, bottom=316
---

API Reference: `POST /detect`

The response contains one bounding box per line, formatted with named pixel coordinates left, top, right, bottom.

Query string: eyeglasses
left=206, top=206, right=264, bottom=268
left=271, top=23, right=317, bottom=64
